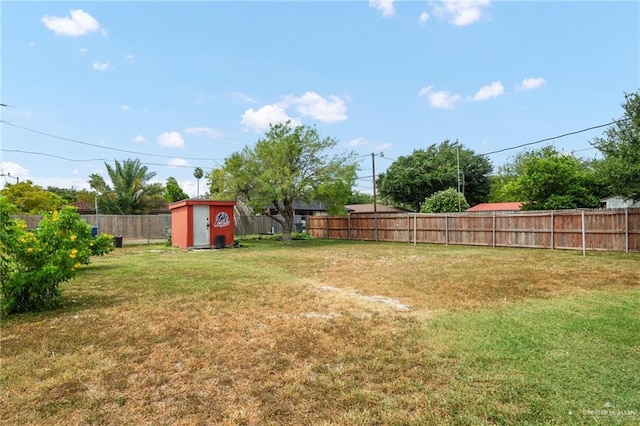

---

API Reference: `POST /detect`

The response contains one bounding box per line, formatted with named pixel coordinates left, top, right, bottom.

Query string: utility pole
left=456, top=142, right=462, bottom=213
left=371, top=152, right=384, bottom=241
left=372, top=152, right=377, bottom=214
left=0, top=172, right=19, bottom=184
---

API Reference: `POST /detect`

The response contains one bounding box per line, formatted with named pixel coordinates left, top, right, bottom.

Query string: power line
left=480, top=118, right=629, bottom=157
left=0, top=119, right=225, bottom=165
left=0, top=148, right=212, bottom=170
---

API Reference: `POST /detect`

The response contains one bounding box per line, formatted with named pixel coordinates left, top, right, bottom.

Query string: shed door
left=193, top=206, right=210, bottom=247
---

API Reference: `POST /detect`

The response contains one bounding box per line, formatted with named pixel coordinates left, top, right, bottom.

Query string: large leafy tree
left=0, top=181, right=65, bottom=213
left=494, top=146, right=604, bottom=210
left=88, top=158, right=164, bottom=214
left=164, top=177, right=188, bottom=202
left=377, top=140, right=492, bottom=211
left=214, top=121, right=358, bottom=243
left=591, top=91, right=640, bottom=202
left=46, top=186, right=95, bottom=205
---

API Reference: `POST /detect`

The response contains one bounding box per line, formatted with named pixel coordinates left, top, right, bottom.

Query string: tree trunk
left=281, top=199, right=295, bottom=243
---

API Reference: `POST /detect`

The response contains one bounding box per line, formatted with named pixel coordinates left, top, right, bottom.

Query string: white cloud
left=349, top=137, right=366, bottom=147
left=379, top=143, right=393, bottom=150
left=0, top=162, right=29, bottom=181
left=92, top=61, right=112, bottom=71
left=472, top=81, right=504, bottom=101
left=241, top=104, right=301, bottom=133
left=370, top=0, right=395, bottom=18
left=121, top=105, right=130, bottom=111
left=41, top=9, right=103, bottom=37
left=132, top=134, right=147, bottom=143
left=72, top=169, right=79, bottom=175
left=28, top=41, right=36, bottom=48
left=126, top=54, right=135, bottom=62
left=79, top=47, right=88, bottom=53
left=230, top=92, right=257, bottom=104
left=518, top=77, right=546, bottom=91
left=292, top=92, right=347, bottom=123
left=417, top=86, right=461, bottom=109
left=347, top=137, right=393, bottom=152
left=184, top=127, right=224, bottom=139
left=433, top=0, right=491, bottom=26
left=168, top=158, right=190, bottom=168
left=158, top=131, right=185, bottom=147
left=419, top=12, right=430, bottom=24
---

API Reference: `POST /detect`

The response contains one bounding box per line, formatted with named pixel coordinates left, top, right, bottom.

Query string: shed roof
left=466, top=202, right=523, bottom=212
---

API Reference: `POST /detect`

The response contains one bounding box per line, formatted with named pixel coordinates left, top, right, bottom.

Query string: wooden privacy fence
left=15, top=214, right=173, bottom=241
left=308, top=208, right=640, bottom=253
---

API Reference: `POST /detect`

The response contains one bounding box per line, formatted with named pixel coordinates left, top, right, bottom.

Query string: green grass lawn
left=1, top=239, right=639, bottom=425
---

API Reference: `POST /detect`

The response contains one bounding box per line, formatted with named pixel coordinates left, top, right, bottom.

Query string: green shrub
left=0, top=198, right=115, bottom=314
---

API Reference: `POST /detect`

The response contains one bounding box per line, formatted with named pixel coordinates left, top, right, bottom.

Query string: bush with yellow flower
left=1, top=197, right=115, bottom=314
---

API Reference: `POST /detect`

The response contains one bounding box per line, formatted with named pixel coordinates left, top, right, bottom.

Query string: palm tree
left=193, top=167, right=204, bottom=198
left=89, top=158, right=163, bottom=214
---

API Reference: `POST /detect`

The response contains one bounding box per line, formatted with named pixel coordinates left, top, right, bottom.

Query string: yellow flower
left=26, top=247, right=33, bottom=253
left=89, top=242, right=94, bottom=247
left=70, top=248, right=78, bottom=259
left=73, top=262, right=81, bottom=269
left=70, top=235, right=77, bottom=241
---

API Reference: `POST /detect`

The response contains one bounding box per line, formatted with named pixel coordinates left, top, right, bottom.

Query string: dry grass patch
left=2, top=239, right=639, bottom=425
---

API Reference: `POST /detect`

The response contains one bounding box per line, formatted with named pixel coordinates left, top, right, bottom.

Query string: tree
left=193, top=167, right=204, bottom=198
left=46, top=186, right=96, bottom=205
left=0, top=181, right=65, bottom=213
left=88, top=158, right=164, bottom=214
left=164, top=177, right=188, bottom=202
left=377, top=140, right=492, bottom=211
left=220, top=121, right=358, bottom=243
left=592, top=91, right=640, bottom=201
left=421, top=188, right=469, bottom=213
left=348, top=191, right=374, bottom=205
left=495, top=146, right=602, bottom=210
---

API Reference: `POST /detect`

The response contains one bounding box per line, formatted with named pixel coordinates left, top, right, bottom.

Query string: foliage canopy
left=210, top=122, right=358, bottom=242
left=89, top=158, right=165, bottom=214
left=377, top=141, right=492, bottom=211
left=592, top=90, right=640, bottom=202
left=0, top=180, right=65, bottom=213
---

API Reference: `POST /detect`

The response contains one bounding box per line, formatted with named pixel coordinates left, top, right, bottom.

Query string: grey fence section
left=14, top=214, right=172, bottom=241
left=13, top=213, right=305, bottom=241
left=308, top=208, right=640, bottom=253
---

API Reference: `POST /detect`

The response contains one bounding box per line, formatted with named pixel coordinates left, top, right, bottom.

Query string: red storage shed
left=168, top=200, right=236, bottom=249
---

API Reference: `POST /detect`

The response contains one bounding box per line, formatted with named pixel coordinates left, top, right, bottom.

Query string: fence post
left=325, top=216, right=329, bottom=239
left=625, top=208, right=629, bottom=253
left=348, top=213, right=351, bottom=241
left=492, top=211, right=496, bottom=248
left=374, top=214, right=379, bottom=242
left=413, top=214, right=417, bottom=245
left=581, top=210, right=586, bottom=256
left=147, top=216, right=151, bottom=244
left=550, top=211, right=554, bottom=250
left=445, top=215, right=449, bottom=245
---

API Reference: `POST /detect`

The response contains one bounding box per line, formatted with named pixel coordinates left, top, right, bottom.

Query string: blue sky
left=1, top=1, right=638, bottom=197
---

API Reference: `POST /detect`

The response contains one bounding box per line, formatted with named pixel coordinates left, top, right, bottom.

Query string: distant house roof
left=466, top=202, right=523, bottom=212
left=269, top=200, right=328, bottom=215
left=346, top=203, right=409, bottom=214
left=69, top=201, right=95, bottom=214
